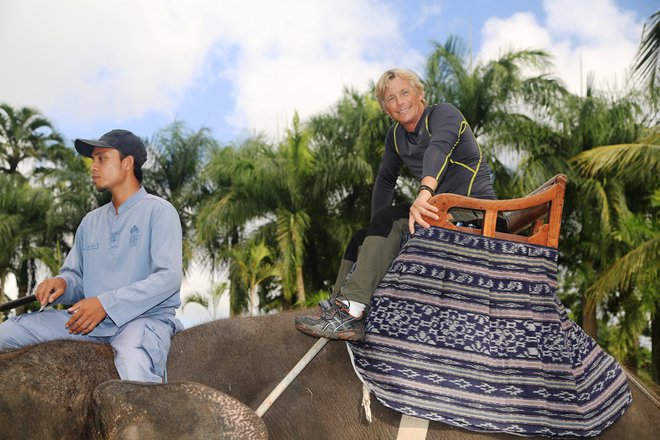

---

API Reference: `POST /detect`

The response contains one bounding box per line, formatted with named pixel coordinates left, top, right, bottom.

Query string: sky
left=1, top=0, right=657, bottom=326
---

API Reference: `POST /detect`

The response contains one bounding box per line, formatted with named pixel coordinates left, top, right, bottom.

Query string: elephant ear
left=91, top=380, right=268, bottom=440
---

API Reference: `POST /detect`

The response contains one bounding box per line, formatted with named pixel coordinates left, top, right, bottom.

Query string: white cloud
left=1, top=0, right=647, bottom=141
left=0, top=0, right=419, bottom=139
left=0, top=1, right=214, bottom=123
left=480, top=12, right=552, bottom=59
left=476, top=0, right=644, bottom=95
left=208, top=0, right=416, bottom=139
left=544, top=0, right=640, bottom=44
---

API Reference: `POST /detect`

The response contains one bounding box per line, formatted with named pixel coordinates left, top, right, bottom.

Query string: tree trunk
left=623, top=337, right=639, bottom=374
left=652, top=310, right=660, bottom=384
left=0, top=272, right=5, bottom=304
left=0, top=272, right=6, bottom=316
left=249, top=285, right=259, bottom=316
left=16, top=259, right=29, bottom=316
left=295, top=266, right=305, bottom=306
left=581, top=294, right=598, bottom=340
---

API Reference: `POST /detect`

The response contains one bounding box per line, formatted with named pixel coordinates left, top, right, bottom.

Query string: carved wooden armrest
left=423, top=174, right=567, bottom=248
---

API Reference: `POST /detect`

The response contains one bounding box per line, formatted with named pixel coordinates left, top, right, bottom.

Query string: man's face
left=382, top=77, right=425, bottom=129
left=90, top=147, right=132, bottom=192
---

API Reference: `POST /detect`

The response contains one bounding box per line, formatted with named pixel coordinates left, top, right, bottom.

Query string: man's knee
left=114, top=345, right=164, bottom=382
left=0, top=319, right=30, bottom=351
left=112, top=320, right=173, bottom=382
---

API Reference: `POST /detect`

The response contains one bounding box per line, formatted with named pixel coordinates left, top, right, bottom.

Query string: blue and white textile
left=349, top=226, right=631, bottom=437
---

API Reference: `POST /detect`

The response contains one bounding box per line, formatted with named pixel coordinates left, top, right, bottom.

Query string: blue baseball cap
left=74, top=129, right=147, bottom=166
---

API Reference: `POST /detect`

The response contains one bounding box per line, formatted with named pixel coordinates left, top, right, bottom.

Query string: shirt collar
left=110, top=186, right=147, bottom=215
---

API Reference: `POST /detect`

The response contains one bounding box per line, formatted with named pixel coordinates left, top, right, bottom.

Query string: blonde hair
left=375, top=68, right=427, bottom=111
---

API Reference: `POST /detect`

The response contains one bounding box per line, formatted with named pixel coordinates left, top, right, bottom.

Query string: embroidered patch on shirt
left=130, top=225, right=139, bottom=246
left=83, top=243, right=99, bottom=250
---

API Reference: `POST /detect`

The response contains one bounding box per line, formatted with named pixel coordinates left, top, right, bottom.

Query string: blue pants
left=0, top=310, right=175, bottom=382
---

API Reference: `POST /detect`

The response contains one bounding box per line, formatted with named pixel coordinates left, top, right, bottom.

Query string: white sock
left=340, top=299, right=366, bottom=318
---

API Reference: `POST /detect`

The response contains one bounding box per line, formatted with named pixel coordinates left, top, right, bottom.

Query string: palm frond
left=587, top=235, right=660, bottom=305
left=182, top=294, right=209, bottom=310
left=632, top=11, right=660, bottom=103
left=571, top=143, right=660, bottom=183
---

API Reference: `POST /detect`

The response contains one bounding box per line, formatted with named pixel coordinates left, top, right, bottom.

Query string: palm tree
left=0, top=174, right=23, bottom=306
left=307, top=88, right=386, bottom=235
left=422, top=36, right=568, bottom=198
left=305, top=88, right=413, bottom=295
left=198, top=114, right=317, bottom=307
left=423, top=36, right=563, bottom=135
left=572, top=131, right=660, bottom=381
left=0, top=104, right=79, bottom=312
left=0, top=173, right=51, bottom=311
left=499, top=76, right=645, bottom=335
left=0, top=104, right=62, bottom=175
left=143, top=122, right=217, bottom=273
left=182, top=281, right=228, bottom=321
left=227, top=240, right=279, bottom=316
left=555, top=12, right=660, bottom=376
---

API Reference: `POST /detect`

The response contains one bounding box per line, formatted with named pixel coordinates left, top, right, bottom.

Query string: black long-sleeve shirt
left=371, top=103, right=496, bottom=218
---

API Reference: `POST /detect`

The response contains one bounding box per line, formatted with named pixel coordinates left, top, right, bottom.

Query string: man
left=295, top=68, right=498, bottom=341
left=0, top=129, right=184, bottom=382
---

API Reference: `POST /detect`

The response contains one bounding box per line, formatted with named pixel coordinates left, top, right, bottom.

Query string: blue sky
left=1, top=0, right=656, bottom=325
left=1, top=0, right=656, bottom=147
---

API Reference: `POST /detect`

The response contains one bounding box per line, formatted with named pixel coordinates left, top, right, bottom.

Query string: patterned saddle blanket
left=348, top=226, right=631, bottom=438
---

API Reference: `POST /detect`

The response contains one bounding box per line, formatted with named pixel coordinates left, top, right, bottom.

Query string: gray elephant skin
left=1, top=309, right=659, bottom=439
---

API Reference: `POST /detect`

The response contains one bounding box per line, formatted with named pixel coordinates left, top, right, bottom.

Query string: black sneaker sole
left=295, top=322, right=365, bottom=342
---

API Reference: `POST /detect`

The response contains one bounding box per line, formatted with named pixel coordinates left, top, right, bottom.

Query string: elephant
left=0, top=340, right=119, bottom=439
left=92, top=380, right=267, bottom=440
left=1, top=309, right=659, bottom=439
left=0, top=340, right=265, bottom=440
left=167, top=309, right=660, bottom=440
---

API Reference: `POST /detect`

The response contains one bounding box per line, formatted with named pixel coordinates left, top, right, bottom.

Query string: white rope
left=345, top=341, right=375, bottom=423
left=361, top=382, right=372, bottom=423
left=396, top=415, right=429, bottom=440
left=625, top=369, right=660, bottom=408
left=256, top=337, right=329, bottom=417
left=346, top=340, right=428, bottom=436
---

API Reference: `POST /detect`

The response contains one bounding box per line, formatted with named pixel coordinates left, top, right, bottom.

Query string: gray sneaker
left=295, top=301, right=365, bottom=341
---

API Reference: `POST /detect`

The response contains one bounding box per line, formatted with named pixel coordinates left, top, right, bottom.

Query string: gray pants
left=333, top=204, right=495, bottom=306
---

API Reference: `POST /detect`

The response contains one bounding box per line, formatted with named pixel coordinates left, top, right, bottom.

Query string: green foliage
left=0, top=160, right=56, bottom=307
left=226, top=239, right=279, bottom=316
left=143, top=122, right=218, bottom=274
left=182, top=282, right=228, bottom=321
left=632, top=11, right=660, bottom=108
left=0, top=103, right=97, bottom=312
left=0, top=103, right=63, bottom=174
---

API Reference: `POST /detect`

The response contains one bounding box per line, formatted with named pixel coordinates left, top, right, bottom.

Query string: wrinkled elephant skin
left=91, top=380, right=267, bottom=440
left=1, top=310, right=659, bottom=439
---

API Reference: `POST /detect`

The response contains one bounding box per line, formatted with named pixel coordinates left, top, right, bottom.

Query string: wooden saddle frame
left=425, top=174, right=568, bottom=249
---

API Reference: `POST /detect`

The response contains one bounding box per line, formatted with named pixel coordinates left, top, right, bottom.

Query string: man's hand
left=34, top=277, right=67, bottom=308
left=408, top=189, right=439, bottom=234
left=66, top=297, right=107, bottom=335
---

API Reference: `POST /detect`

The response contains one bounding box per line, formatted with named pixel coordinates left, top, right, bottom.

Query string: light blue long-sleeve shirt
left=56, top=187, right=183, bottom=336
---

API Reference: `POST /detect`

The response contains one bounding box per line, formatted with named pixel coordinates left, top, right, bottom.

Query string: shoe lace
left=319, top=293, right=353, bottom=320
left=320, top=302, right=341, bottom=320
